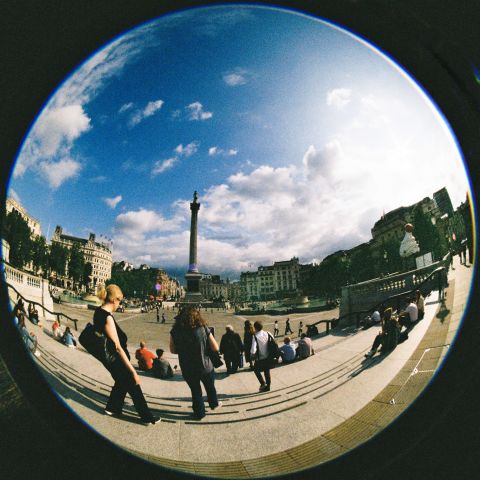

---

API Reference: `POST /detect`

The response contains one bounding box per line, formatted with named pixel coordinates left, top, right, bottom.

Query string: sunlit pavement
left=28, top=254, right=472, bottom=477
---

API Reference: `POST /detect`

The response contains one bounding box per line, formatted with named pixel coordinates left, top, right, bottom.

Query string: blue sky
left=10, top=5, right=470, bottom=278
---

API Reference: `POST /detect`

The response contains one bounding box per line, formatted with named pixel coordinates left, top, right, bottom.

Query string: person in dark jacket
left=94, top=284, right=159, bottom=425
left=243, top=320, right=255, bottom=370
left=170, top=306, right=221, bottom=420
left=220, top=325, right=244, bottom=374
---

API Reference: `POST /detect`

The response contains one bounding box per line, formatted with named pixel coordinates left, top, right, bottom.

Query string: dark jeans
left=184, top=369, right=218, bottom=418
left=254, top=358, right=271, bottom=386
left=372, top=333, right=383, bottom=351
left=224, top=354, right=239, bottom=373
left=105, top=358, right=153, bottom=420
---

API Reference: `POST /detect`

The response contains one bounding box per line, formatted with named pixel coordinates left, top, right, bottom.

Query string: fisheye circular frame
left=1, top=1, right=478, bottom=480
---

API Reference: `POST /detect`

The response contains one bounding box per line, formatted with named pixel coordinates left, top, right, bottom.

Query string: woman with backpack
left=94, top=284, right=159, bottom=425
left=169, top=306, right=222, bottom=420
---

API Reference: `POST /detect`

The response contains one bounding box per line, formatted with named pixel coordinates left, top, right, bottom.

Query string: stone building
left=200, top=274, right=228, bottom=301
left=156, top=269, right=182, bottom=299
left=240, top=257, right=301, bottom=302
left=51, top=226, right=112, bottom=290
left=5, top=197, right=42, bottom=237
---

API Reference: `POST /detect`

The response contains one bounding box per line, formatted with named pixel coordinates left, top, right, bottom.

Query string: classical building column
left=184, top=191, right=203, bottom=303
left=188, top=191, right=200, bottom=273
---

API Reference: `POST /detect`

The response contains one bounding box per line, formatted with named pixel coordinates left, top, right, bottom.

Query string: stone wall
left=2, top=262, right=54, bottom=320
left=339, top=254, right=450, bottom=325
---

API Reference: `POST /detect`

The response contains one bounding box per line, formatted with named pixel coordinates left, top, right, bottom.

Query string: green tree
left=108, top=268, right=159, bottom=297
left=2, top=209, right=33, bottom=269
left=68, top=242, right=85, bottom=288
left=412, top=206, right=442, bottom=260
left=49, top=242, right=69, bottom=279
left=349, top=248, right=376, bottom=283
left=82, top=262, right=93, bottom=291
left=31, top=235, right=49, bottom=275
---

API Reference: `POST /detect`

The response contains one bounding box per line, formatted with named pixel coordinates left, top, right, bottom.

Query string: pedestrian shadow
left=349, top=351, right=390, bottom=377
left=436, top=300, right=450, bottom=324
left=135, top=368, right=184, bottom=382
left=39, top=367, right=148, bottom=426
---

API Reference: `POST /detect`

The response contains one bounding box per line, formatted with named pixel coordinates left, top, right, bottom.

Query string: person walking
left=250, top=321, right=274, bottom=392
left=273, top=320, right=279, bottom=337
left=170, top=306, right=221, bottom=420
left=243, top=320, right=255, bottom=370
left=219, top=325, right=244, bottom=374
left=161, top=312, right=166, bottom=324
left=284, top=317, right=293, bottom=335
left=94, top=284, right=159, bottom=425
left=298, top=321, right=303, bottom=337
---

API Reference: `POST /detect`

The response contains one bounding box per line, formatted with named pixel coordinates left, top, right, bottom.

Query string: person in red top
left=135, top=340, right=156, bottom=370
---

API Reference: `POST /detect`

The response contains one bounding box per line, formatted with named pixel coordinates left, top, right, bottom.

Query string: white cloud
left=118, top=102, right=134, bottom=113
left=208, top=146, right=238, bottom=157
left=90, top=175, right=108, bottom=183
left=175, top=141, right=199, bottom=157
left=14, top=22, right=161, bottom=182
left=187, top=101, right=213, bottom=120
left=326, top=88, right=352, bottom=109
left=103, top=195, right=123, bottom=209
left=128, top=99, right=164, bottom=127
left=8, top=188, right=20, bottom=202
left=38, top=157, right=82, bottom=189
left=223, top=68, right=250, bottom=86
left=114, top=208, right=183, bottom=240
left=302, top=141, right=342, bottom=181
left=152, top=141, right=199, bottom=176
left=152, top=157, right=178, bottom=175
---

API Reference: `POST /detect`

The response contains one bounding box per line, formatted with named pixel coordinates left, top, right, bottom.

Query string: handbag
left=267, top=333, right=280, bottom=361
left=79, top=322, right=116, bottom=364
left=204, top=326, right=224, bottom=368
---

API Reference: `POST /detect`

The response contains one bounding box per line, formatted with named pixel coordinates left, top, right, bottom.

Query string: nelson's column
left=184, top=191, right=203, bottom=303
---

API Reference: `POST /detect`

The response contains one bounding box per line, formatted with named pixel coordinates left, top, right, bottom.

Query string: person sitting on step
left=365, top=308, right=400, bottom=358
left=279, top=336, right=296, bottom=364
left=152, top=349, right=174, bottom=379
left=135, top=340, right=156, bottom=371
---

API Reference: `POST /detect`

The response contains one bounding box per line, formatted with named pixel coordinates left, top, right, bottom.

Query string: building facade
left=6, top=197, right=42, bottom=237
left=51, top=226, right=112, bottom=290
left=240, top=257, right=301, bottom=302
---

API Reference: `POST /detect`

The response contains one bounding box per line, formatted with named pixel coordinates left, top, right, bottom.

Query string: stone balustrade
left=339, top=254, right=450, bottom=324
left=2, top=261, right=54, bottom=320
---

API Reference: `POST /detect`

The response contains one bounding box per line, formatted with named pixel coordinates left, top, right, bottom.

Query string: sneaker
left=259, top=384, right=270, bottom=392
left=140, top=415, right=161, bottom=425
left=211, top=401, right=222, bottom=411
left=104, top=409, right=121, bottom=418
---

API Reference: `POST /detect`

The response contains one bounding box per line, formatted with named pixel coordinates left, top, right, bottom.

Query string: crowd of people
left=364, top=290, right=425, bottom=359
left=82, top=284, right=323, bottom=423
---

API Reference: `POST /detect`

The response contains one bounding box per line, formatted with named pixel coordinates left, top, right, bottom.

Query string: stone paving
left=23, top=254, right=473, bottom=478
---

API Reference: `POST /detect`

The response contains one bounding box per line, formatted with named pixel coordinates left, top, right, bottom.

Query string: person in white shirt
left=250, top=321, right=273, bottom=392
left=415, top=290, right=425, bottom=320
left=399, top=297, right=418, bottom=329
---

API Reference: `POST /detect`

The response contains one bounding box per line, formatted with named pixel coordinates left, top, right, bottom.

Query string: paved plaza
left=24, top=254, right=472, bottom=478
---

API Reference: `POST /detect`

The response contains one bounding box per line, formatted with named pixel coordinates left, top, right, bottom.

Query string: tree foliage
left=108, top=268, right=160, bottom=297
left=68, top=242, right=85, bottom=286
left=31, top=235, right=49, bottom=276
left=412, top=206, right=442, bottom=260
left=2, top=209, right=33, bottom=269
left=49, top=242, right=69, bottom=277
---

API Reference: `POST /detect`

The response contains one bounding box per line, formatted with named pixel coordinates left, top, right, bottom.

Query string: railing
left=6, top=281, right=79, bottom=331
left=307, top=263, right=449, bottom=335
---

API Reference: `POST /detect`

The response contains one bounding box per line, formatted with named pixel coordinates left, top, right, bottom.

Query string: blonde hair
left=97, top=284, right=123, bottom=304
